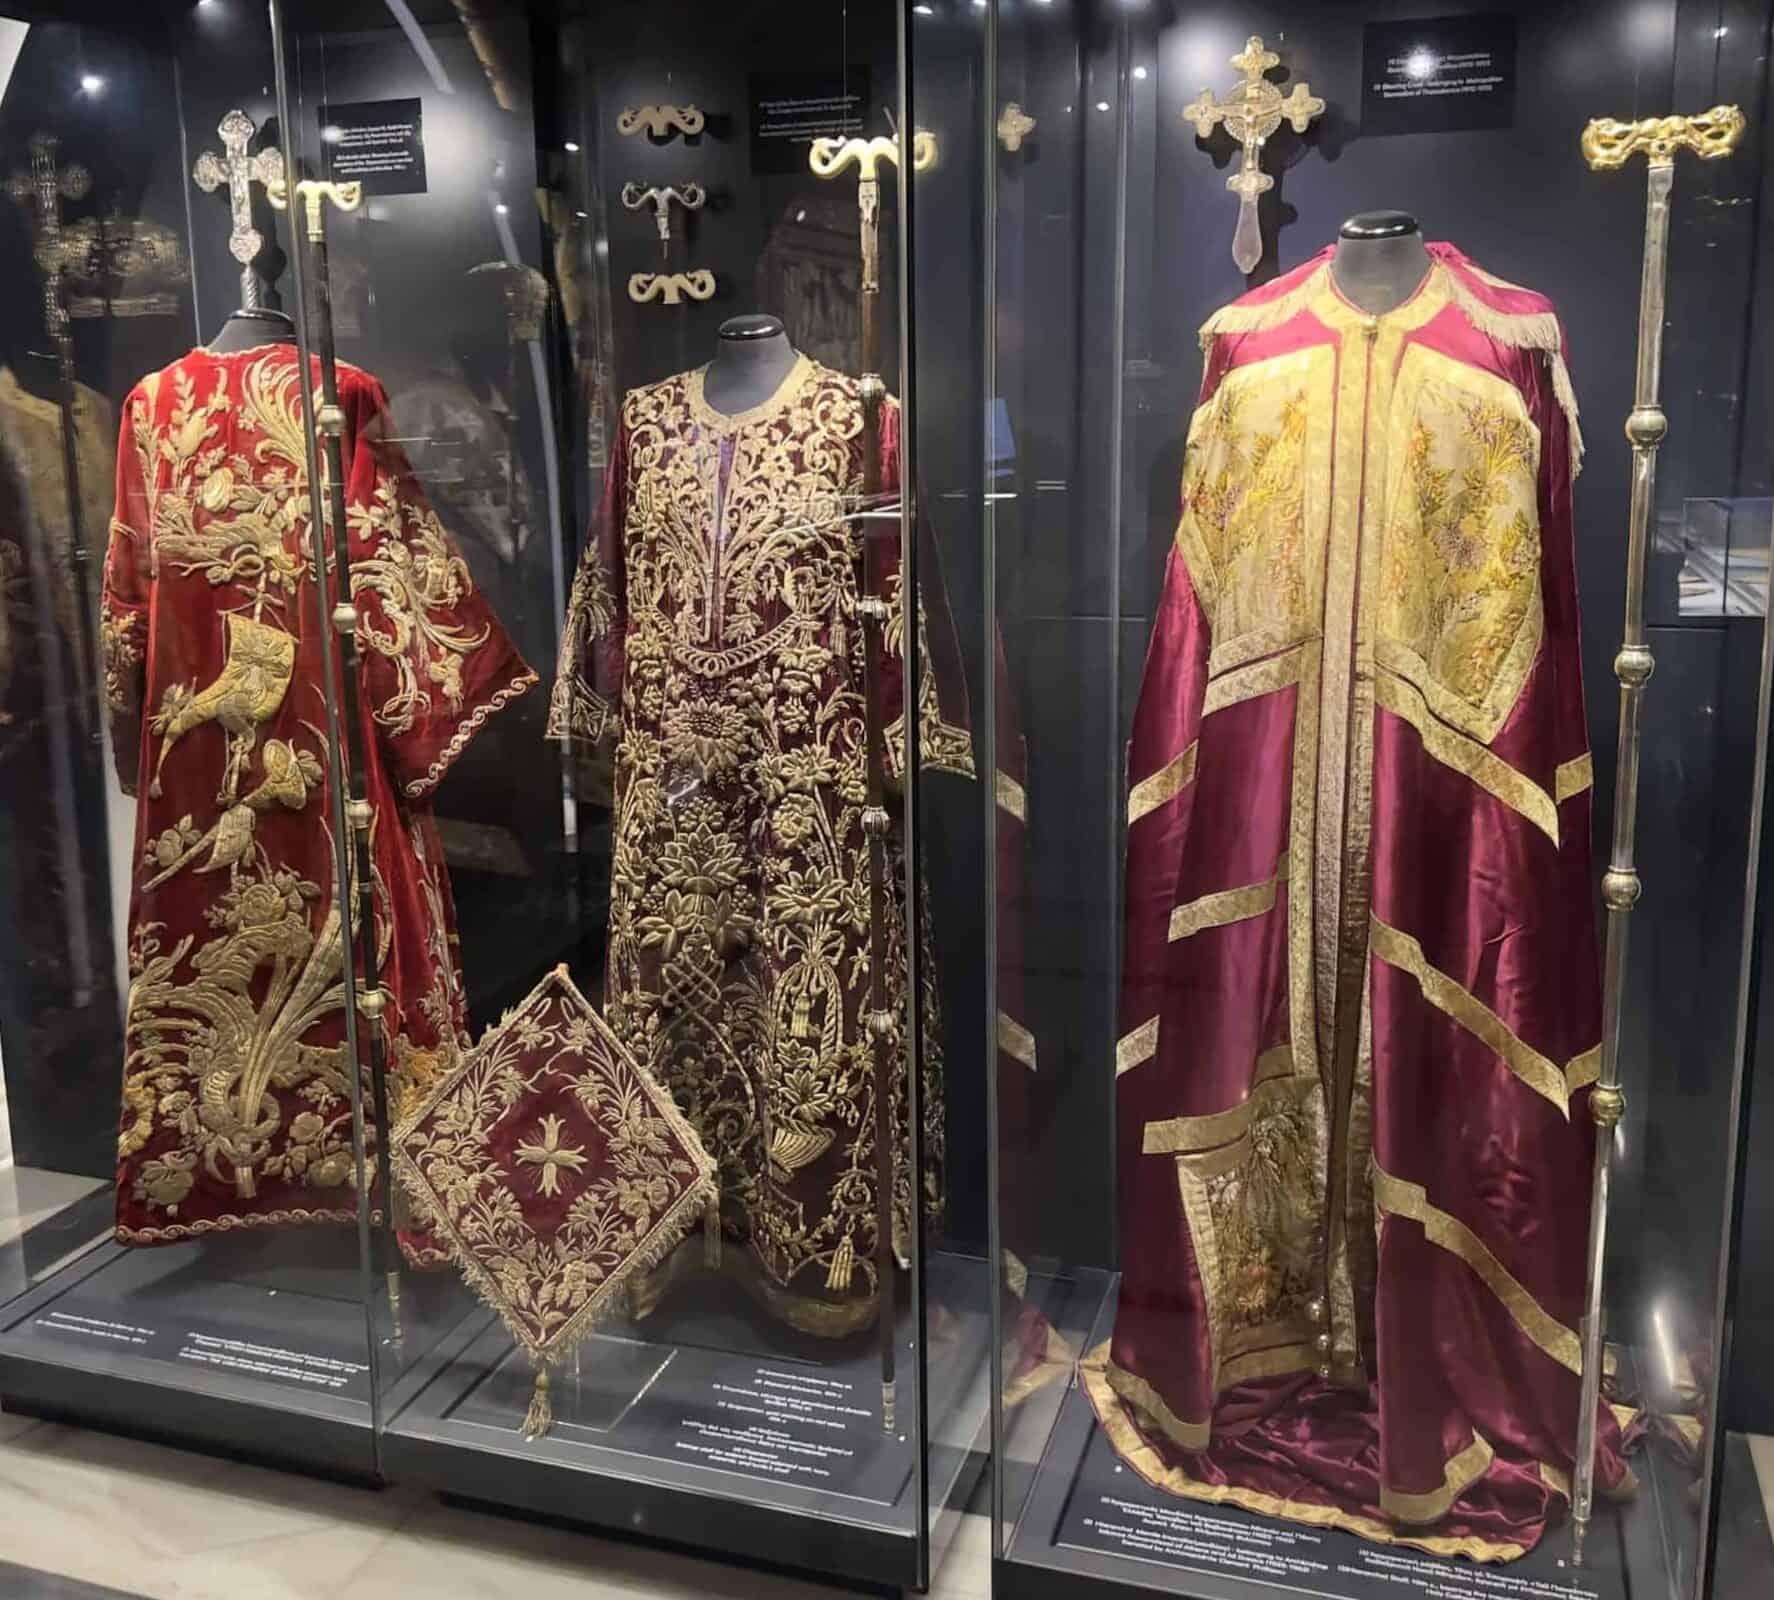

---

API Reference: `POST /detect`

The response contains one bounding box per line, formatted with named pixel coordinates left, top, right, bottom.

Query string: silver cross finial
left=192, top=110, right=285, bottom=304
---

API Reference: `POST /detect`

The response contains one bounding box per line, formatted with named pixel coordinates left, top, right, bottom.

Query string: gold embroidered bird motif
left=143, top=738, right=322, bottom=889
left=149, top=613, right=296, bottom=801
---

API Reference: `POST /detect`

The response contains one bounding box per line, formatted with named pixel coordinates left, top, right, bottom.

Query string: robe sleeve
left=875, top=397, right=974, bottom=782
left=1118, top=372, right=1218, bottom=1061
left=342, top=372, right=537, bottom=804
left=100, top=387, right=152, bottom=797
left=547, top=418, right=628, bottom=749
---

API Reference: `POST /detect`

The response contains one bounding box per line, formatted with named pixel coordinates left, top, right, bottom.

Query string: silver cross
left=192, top=110, right=285, bottom=303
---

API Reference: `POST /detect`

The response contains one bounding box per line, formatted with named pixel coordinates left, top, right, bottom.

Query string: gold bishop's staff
left=265, top=169, right=406, bottom=1336
left=1572, top=102, right=1744, bottom=1565
left=808, top=125, right=933, bottom=1434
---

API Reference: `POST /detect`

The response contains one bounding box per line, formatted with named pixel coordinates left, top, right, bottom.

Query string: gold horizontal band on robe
left=1169, top=856, right=1289, bottom=943
left=1374, top=670, right=1558, bottom=845
left=1380, top=1433, right=1494, bottom=1525
left=1142, top=1048, right=1295, bottom=1154
left=1128, top=741, right=1198, bottom=824
left=1372, top=1164, right=1582, bottom=1375
left=1555, top=752, right=1594, bottom=802
left=1098, top=1345, right=1211, bottom=1450
left=1370, top=917, right=1577, bottom=1115
left=996, top=769, right=1028, bottom=822
left=1117, top=1016, right=1159, bottom=1076
left=997, top=1010, right=1037, bottom=1071
left=1203, top=644, right=1307, bottom=719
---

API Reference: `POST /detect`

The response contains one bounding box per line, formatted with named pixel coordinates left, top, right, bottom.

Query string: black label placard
left=319, top=97, right=428, bottom=195
left=1361, top=14, right=1517, bottom=136
left=749, top=69, right=869, bottom=175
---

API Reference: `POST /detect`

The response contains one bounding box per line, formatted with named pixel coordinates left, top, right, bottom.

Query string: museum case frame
left=0, top=0, right=994, bottom=1591
left=976, top=4, right=1774, bottom=1600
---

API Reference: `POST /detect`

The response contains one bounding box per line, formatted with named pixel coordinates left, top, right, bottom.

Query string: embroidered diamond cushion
left=394, top=964, right=715, bottom=1435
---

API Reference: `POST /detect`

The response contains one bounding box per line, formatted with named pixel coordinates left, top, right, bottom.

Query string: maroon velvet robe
left=549, top=354, right=972, bottom=1335
left=1088, top=244, right=1631, bottom=1559
left=101, top=345, right=534, bottom=1244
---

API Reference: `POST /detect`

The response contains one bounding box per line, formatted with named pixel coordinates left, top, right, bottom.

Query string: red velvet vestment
left=1090, top=244, right=1631, bottom=1559
left=101, top=345, right=534, bottom=1244
left=549, top=354, right=973, bottom=1336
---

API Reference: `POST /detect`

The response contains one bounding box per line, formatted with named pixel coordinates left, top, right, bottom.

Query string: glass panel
left=0, top=1, right=379, bottom=1472
left=988, top=2, right=1774, bottom=1597
left=266, top=1, right=977, bottom=1583
left=906, top=0, right=998, bottom=1568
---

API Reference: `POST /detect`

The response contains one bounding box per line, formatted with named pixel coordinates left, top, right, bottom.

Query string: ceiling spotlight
left=80, top=73, right=105, bottom=95
left=1095, top=100, right=1111, bottom=112
left=913, top=2, right=934, bottom=12
left=564, top=141, right=580, bottom=153
left=494, top=202, right=509, bottom=215
left=1132, top=66, right=1149, bottom=81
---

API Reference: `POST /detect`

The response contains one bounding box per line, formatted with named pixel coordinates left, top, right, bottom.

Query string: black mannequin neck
left=208, top=308, right=297, bottom=354
left=704, top=314, right=798, bottom=415
left=1332, top=212, right=1432, bottom=315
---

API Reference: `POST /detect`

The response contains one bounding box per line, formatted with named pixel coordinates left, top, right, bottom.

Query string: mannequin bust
left=207, top=307, right=297, bottom=354
left=1332, top=211, right=1432, bottom=315
left=703, top=313, right=799, bottom=415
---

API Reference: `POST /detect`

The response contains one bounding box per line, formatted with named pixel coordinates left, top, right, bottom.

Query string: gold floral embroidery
left=556, top=362, right=958, bottom=1326
left=1166, top=1075, right=1324, bottom=1384
left=100, top=597, right=142, bottom=715
left=120, top=850, right=360, bottom=1205
left=349, top=485, right=492, bottom=735
left=1377, top=346, right=1543, bottom=745
left=1174, top=347, right=1333, bottom=665
left=393, top=968, right=717, bottom=1364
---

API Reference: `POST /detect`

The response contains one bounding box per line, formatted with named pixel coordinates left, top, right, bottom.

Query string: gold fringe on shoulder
left=1443, top=271, right=1584, bottom=476
left=1442, top=271, right=1563, bottom=353
left=1197, top=263, right=1329, bottom=350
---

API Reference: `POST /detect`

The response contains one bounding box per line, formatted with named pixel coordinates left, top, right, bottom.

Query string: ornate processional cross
left=1183, top=36, right=1323, bottom=275
left=192, top=109, right=285, bottom=308
left=5, top=133, right=91, bottom=349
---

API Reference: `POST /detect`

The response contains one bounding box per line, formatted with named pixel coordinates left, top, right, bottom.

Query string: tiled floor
left=0, top=1410, right=992, bottom=1599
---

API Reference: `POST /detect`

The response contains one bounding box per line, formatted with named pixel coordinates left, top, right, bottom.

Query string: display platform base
left=997, top=1275, right=1692, bottom=1600
left=0, top=1219, right=379, bottom=1482
left=380, top=1247, right=994, bottom=1592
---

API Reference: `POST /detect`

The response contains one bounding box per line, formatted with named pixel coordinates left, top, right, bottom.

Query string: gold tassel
left=827, top=1233, right=854, bottom=1291
left=704, top=1194, right=722, bottom=1268
left=520, top=1367, right=553, bottom=1440
left=791, top=988, right=812, bottom=1040
left=1549, top=351, right=1586, bottom=476
left=832, top=619, right=845, bottom=660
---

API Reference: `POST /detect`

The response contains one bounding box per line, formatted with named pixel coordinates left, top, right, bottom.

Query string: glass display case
left=0, top=1, right=383, bottom=1477
left=981, top=4, right=1774, bottom=1600
left=0, top=0, right=992, bottom=1589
